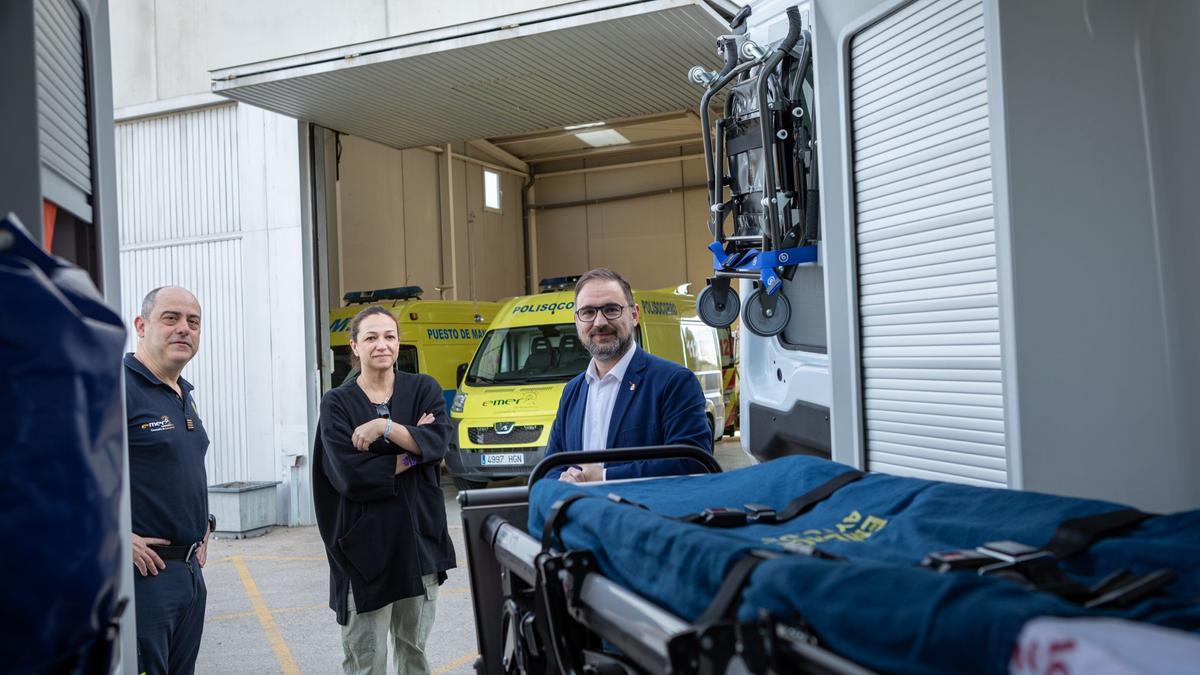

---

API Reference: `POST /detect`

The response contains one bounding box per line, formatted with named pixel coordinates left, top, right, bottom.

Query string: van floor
left=195, top=436, right=747, bottom=673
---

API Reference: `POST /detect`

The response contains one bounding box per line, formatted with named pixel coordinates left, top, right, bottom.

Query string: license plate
left=481, top=453, right=524, bottom=466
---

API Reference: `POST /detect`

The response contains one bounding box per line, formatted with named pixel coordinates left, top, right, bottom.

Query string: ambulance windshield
left=465, top=324, right=591, bottom=385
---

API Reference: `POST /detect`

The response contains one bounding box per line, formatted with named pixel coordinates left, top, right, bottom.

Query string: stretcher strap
left=696, top=552, right=774, bottom=626
left=679, top=468, right=865, bottom=527
left=774, top=470, right=866, bottom=522
left=541, top=493, right=590, bottom=552
left=1042, top=508, right=1152, bottom=559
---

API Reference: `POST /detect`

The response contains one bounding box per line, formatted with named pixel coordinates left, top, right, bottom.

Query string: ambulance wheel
left=743, top=290, right=790, bottom=337
left=453, top=476, right=487, bottom=491
left=697, top=285, right=740, bottom=328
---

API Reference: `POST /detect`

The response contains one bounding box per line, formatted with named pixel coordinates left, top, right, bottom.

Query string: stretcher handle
left=528, top=445, right=723, bottom=485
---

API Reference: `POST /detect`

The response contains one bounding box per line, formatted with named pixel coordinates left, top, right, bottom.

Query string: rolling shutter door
left=35, top=0, right=93, bottom=221
left=849, top=0, right=1006, bottom=487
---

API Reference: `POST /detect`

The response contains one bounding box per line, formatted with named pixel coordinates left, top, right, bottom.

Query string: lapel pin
left=629, top=382, right=637, bottom=392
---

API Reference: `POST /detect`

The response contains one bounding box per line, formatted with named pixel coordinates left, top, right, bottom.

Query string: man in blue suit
left=544, top=268, right=713, bottom=482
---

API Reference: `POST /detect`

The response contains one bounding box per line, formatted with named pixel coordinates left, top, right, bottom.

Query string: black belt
left=151, top=542, right=200, bottom=561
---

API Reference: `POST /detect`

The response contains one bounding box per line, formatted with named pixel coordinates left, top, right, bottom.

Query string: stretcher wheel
left=743, top=290, right=790, bottom=337
left=697, top=285, right=741, bottom=328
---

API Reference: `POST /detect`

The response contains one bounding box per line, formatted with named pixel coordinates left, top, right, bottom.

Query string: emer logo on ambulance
left=482, top=392, right=538, bottom=407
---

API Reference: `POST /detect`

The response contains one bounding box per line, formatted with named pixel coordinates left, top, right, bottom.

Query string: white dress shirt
left=581, top=342, right=638, bottom=454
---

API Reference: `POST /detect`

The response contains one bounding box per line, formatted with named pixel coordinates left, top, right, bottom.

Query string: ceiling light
left=564, top=121, right=606, bottom=130
left=574, top=129, right=630, bottom=147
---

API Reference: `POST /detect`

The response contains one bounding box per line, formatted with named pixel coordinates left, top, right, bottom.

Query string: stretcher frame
left=459, top=447, right=877, bottom=675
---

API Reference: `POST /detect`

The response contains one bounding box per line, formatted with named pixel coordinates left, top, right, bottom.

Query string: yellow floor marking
left=232, top=555, right=301, bottom=674
left=439, top=587, right=472, bottom=596
left=209, top=602, right=327, bottom=623
left=207, top=554, right=326, bottom=567
left=208, top=608, right=257, bottom=622
left=434, top=652, right=479, bottom=674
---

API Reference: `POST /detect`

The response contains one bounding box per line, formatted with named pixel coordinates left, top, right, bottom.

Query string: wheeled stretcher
left=460, top=448, right=1200, bottom=674
left=689, top=6, right=820, bottom=337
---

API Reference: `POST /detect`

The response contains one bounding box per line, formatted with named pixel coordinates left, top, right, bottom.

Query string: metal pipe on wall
left=522, top=171, right=535, bottom=294
left=529, top=183, right=706, bottom=211
left=536, top=153, right=706, bottom=179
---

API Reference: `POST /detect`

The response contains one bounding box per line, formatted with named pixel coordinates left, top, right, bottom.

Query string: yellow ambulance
left=446, top=281, right=725, bottom=490
left=328, top=286, right=499, bottom=411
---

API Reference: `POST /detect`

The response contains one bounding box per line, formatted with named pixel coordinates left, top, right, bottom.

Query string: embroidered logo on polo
left=141, top=415, right=176, bottom=432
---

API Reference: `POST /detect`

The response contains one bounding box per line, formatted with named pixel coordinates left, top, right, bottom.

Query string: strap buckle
left=921, top=549, right=994, bottom=573
left=975, top=540, right=1091, bottom=602
left=700, top=507, right=748, bottom=527
left=744, top=503, right=777, bottom=524
left=976, top=540, right=1053, bottom=567
left=975, top=540, right=1056, bottom=579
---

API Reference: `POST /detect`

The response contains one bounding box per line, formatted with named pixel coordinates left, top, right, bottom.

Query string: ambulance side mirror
left=456, top=363, right=468, bottom=388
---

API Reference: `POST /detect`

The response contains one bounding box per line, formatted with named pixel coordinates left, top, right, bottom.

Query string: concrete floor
left=196, top=437, right=751, bottom=674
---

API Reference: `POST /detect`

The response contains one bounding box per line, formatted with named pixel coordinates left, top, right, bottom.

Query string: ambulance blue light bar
left=343, top=286, right=424, bottom=304
left=538, top=276, right=581, bottom=293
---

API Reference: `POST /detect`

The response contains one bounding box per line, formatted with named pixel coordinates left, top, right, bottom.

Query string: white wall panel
left=115, top=104, right=241, bottom=245
left=119, top=238, right=249, bottom=486
left=116, top=103, right=312, bottom=523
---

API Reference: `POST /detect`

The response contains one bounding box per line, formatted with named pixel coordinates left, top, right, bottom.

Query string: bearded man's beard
left=584, top=327, right=632, bottom=361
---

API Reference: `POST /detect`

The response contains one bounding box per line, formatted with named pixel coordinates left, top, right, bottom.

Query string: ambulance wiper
left=467, top=375, right=496, bottom=385
left=522, top=374, right=574, bottom=383
left=496, top=377, right=532, bottom=384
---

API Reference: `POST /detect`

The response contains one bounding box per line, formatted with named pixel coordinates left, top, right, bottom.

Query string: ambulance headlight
left=451, top=391, right=467, bottom=414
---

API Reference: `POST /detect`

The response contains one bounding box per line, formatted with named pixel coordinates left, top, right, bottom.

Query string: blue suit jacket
left=543, top=347, right=713, bottom=480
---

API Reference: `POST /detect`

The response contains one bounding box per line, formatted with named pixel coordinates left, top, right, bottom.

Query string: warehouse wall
left=533, top=145, right=713, bottom=295
left=116, top=104, right=313, bottom=524
left=333, top=136, right=526, bottom=303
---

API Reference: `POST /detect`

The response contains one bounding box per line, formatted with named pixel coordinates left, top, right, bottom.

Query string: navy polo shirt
left=124, top=353, right=210, bottom=545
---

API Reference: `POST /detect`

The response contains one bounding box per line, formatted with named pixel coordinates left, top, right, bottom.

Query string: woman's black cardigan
left=312, top=371, right=457, bottom=625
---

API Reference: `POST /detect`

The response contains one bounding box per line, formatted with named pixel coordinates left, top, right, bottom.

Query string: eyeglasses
left=575, top=304, right=632, bottom=322
left=375, top=402, right=390, bottom=419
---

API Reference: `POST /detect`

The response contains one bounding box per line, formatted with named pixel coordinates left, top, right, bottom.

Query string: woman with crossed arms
left=313, top=305, right=456, bottom=674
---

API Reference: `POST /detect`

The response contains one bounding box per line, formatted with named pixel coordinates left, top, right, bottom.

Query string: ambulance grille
left=468, top=425, right=544, bottom=445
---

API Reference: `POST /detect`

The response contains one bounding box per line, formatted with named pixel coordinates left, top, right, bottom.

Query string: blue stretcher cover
left=528, top=455, right=1200, bottom=675
left=0, top=215, right=127, bottom=673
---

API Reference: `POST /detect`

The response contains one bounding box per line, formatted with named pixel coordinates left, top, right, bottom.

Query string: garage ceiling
left=211, top=0, right=734, bottom=151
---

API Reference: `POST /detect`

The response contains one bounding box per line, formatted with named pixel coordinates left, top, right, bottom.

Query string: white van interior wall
left=532, top=145, right=713, bottom=294
left=334, top=135, right=525, bottom=302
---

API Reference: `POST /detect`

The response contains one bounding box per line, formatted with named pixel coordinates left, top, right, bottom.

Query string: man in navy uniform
left=544, top=268, right=713, bottom=482
left=124, top=286, right=213, bottom=674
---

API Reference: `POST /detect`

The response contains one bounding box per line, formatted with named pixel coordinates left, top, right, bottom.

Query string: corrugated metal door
left=34, top=0, right=92, bottom=218
left=849, top=0, right=1006, bottom=487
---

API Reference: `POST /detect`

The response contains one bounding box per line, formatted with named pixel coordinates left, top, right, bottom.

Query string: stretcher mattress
left=528, top=456, right=1200, bottom=675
